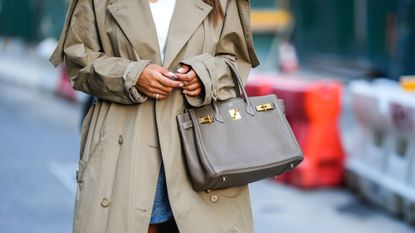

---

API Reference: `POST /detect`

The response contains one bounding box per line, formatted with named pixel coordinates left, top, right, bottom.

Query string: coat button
left=118, top=135, right=123, bottom=145
left=210, top=194, right=219, bottom=203
left=101, top=198, right=111, bottom=208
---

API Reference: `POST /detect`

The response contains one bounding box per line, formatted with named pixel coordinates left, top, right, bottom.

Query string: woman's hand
left=136, top=64, right=183, bottom=100
left=176, top=64, right=203, bottom=97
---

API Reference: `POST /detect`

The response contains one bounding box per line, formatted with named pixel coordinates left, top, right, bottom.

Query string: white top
left=149, top=0, right=176, bottom=62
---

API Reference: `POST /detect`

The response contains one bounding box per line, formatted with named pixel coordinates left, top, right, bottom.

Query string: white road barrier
left=346, top=79, right=415, bottom=224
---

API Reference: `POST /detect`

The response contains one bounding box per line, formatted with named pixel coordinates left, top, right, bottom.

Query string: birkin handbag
left=177, top=60, right=303, bottom=192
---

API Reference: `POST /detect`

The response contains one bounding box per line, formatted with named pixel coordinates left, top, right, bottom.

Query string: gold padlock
left=229, top=108, right=242, bottom=120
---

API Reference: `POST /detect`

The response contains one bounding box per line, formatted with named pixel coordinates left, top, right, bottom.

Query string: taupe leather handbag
left=177, top=60, right=303, bottom=192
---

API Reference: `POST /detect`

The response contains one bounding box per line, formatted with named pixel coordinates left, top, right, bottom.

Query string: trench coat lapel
left=107, top=0, right=162, bottom=64
left=163, top=0, right=212, bottom=68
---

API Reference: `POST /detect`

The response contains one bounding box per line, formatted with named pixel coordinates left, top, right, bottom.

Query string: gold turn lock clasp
left=199, top=115, right=214, bottom=124
left=256, top=103, right=274, bottom=112
left=229, top=108, right=242, bottom=120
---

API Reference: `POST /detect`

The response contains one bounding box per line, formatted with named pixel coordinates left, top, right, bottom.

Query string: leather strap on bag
left=223, top=58, right=256, bottom=115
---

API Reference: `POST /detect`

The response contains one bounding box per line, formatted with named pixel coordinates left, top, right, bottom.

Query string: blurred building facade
left=250, top=0, right=293, bottom=69
left=0, top=0, right=67, bottom=41
left=291, top=0, right=415, bottom=80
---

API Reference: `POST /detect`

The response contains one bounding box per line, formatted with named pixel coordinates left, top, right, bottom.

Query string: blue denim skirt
left=150, top=164, right=173, bottom=224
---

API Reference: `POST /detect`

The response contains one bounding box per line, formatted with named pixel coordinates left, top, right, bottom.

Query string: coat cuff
left=180, top=54, right=215, bottom=107
left=122, top=60, right=151, bottom=103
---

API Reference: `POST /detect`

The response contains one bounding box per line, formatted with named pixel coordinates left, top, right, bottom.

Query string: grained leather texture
left=177, top=94, right=303, bottom=191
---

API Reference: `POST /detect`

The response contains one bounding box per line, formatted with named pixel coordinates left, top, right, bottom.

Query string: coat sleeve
left=180, top=0, right=259, bottom=107
left=49, top=0, right=150, bottom=104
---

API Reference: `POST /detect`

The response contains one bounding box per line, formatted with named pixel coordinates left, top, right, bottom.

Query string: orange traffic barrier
left=246, top=75, right=345, bottom=189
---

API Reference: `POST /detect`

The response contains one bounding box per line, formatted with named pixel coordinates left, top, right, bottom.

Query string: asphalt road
left=0, top=81, right=414, bottom=233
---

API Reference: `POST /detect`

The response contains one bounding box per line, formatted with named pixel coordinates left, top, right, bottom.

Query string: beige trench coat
left=50, top=0, right=259, bottom=232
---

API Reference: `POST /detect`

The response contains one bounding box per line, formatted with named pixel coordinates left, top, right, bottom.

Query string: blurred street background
left=1, top=0, right=415, bottom=233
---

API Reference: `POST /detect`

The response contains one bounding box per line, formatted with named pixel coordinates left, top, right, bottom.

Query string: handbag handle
left=215, top=59, right=256, bottom=116
left=187, top=58, right=256, bottom=123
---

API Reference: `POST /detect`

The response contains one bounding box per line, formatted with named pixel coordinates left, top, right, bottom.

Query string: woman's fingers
left=148, top=64, right=177, bottom=80
left=175, top=73, right=191, bottom=83
left=154, top=73, right=183, bottom=88
left=139, top=88, right=168, bottom=100
left=136, top=64, right=185, bottom=100
left=140, top=86, right=169, bottom=98
left=176, top=64, right=191, bottom=74
left=182, top=82, right=201, bottom=91
left=176, top=70, right=198, bottom=85
left=176, top=68, right=203, bottom=97
left=147, top=69, right=182, bottom=94
left=183, top=87, right=203, bottom=97
left=147, top=86, right=170, bottom=96
left=154, top=93, right=168, bottom=100
left=137, top=64, right=204, bottom=99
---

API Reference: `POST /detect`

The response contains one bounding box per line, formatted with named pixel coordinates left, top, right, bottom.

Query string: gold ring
left=156, top=93, right=159, bottom=100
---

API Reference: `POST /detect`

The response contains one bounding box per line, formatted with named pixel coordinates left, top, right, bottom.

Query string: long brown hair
left=203, top=0, right=224, bottom=24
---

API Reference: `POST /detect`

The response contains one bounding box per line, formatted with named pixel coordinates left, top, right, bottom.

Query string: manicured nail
left=178, top=83, right=184, bottom=88
left=177, top=67, right=185, bottom=73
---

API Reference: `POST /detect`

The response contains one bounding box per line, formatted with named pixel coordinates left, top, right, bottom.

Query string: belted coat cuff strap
left=122, top=60, right=151, bottom=103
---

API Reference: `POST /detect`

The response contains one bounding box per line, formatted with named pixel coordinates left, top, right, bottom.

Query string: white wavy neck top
left=149, top=0, right=176, bottom=63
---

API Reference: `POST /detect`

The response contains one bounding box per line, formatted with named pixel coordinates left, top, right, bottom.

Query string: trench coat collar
left=107, top=0, right=212, bottom=67
left=163, top=0, right=212, bottom=68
